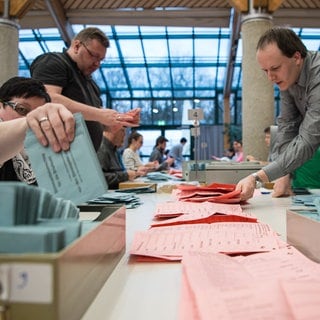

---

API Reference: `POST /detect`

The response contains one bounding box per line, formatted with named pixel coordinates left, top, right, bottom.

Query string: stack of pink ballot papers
left=179, top=247, right=320, bottom=320
left=130, top=222, right=283, bottom=261
left=172, top=183, right=242, bottom=204
left=151, top=201, right=257, bottom=227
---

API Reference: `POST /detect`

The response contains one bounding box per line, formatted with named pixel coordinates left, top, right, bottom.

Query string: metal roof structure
left=12, top=0, right=320, bottom=126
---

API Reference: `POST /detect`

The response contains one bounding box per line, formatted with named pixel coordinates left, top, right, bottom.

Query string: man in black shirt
left=31, top=27, right=140, bottom=151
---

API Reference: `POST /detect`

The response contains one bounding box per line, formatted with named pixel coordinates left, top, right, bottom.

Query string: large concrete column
left=0, top=18, right=19, bottom=85
left=241, top=14, right=274, bottom=161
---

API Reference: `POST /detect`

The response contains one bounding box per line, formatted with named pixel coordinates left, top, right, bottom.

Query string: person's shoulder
left=31, top=52, right=61, bottom=65
left=306, top=51, right=320, bottom=70
left=122, top=148, right=131, bottom=155
left=31, top=52, right=68, bottom=72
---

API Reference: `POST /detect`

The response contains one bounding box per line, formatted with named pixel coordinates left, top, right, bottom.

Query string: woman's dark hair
left=128, top=131, right=142, bottom=145
left=0, top=76, right=50, bottom=102
left=256, top=27, right=307, bottom=58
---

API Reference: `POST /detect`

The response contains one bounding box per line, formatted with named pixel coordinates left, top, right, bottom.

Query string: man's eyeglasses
left=80, top=42, right=105, bottom=63
left=0, top=99, right=31, bottom=116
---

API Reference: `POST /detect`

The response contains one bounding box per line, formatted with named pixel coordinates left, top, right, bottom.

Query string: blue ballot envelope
left=24, top=113, right=108, bottom=205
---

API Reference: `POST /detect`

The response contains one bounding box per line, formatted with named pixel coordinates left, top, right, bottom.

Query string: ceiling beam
left=20, top=8, right=231, bottom=28
left=44, top=0, right=74, bottom=45
left=229, top=0, right=284, bottom=13
left=19, top=7, right=320, bottom=29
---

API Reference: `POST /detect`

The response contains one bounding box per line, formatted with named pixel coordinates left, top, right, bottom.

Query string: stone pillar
left=241, top=13, right=274, bottom=162
left=0, top=18, right=19, bottom=85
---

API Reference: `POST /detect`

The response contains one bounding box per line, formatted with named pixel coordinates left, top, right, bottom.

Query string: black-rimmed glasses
left=0, top=99, right=31, bottom=116
left=80, top=42, right=105, bottom=63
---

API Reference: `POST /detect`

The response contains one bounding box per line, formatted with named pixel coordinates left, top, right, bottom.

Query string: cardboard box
left=287, top=209, right=320, bottom=263
left=119, top=181, right=157, bottom=192
left=0, top=205, right=125, bottom=320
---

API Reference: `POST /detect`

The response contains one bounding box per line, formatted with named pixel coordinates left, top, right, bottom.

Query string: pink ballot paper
left=130, top=222, right=281, bottom=261
left=154, top=201, right=244, bottom=218
left=151, top=201, right=256, bottom=227
left=179, top=247, right=320, bottom=320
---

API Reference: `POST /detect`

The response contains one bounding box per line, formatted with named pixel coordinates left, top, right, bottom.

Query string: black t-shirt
left=30, top=51, right=103, bottom=151
left=0, top=160, right=19, bottom=181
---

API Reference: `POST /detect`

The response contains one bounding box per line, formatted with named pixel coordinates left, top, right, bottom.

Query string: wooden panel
left=30, top=0, right=320, bottom=11
left=268, top=0, right=284, bottom=11
left=0, top=0, right=36, bottom=18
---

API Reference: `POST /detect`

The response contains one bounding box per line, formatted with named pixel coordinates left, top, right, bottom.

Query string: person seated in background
left=97, top=126, right=147, bottom=189
left=149, top=136, right=175, bottom=171
left=246, top=126, right=271, bottom=165
left=122, top=131, right=159, bottom=171
left=169, top=137, right=187, bottom=170
left=233, top=139, right=244, bottom=162
left=0, top=76, right=75, bottom=184
left=212, top=147, right=235, bottom=162
left=0, top=104, right=75, bottom=164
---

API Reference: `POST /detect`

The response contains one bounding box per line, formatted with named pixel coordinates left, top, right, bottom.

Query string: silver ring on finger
left=39, top=116, right=49, bottom=124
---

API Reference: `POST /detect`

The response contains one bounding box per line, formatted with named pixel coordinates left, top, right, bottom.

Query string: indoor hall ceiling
left=20, top=0, right=320, bottom=32
left=14, top=0, right=320, bottom=112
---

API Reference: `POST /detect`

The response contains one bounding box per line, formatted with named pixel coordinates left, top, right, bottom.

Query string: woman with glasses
left=0, top=76, right=75, bottom=184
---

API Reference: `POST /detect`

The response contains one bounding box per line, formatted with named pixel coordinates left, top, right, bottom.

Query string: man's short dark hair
left=74, top=27, right=110, bottom=48
left=256, top=27, right=307, bottom=59
left=156, top=136, right=168, bottom=145
left=180, top=137, right=187, bottom=143
left=264, top=127, right=271, bottom=134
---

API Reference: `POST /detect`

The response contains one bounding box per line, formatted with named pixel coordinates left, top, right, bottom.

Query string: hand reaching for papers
left=103, top=107, right=141, bottom=129
left=26, top=103, right=75, bottom=153
left=236, top=170, right=269, bottom=201
left=124, top=108, right=141, bottom=126
left=235, top=174, right=256, bottom=201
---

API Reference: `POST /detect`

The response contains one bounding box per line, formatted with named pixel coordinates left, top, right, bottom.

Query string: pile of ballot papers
left=88, top=192, right=142, bottom=209
left=0, top=182, right=81, bottom=253
left=172, top=182, right=241, bottom=203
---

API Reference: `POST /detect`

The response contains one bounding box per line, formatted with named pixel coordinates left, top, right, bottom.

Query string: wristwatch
left=251, top=172, right=263, bottom=189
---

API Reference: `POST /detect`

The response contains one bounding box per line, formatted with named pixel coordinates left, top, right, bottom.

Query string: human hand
left=26, top=103, right=75, bottom=152
left=166, top=157, right=175, bottom=166
left=125, top=108, right=141, bottom=126
left=101, top=108, right=140, bottom=129
left=137, top=166, right=148, bottom=176
left=272, top=175, right=293, bottom=197
left=127, top=170, right=138, bottom=181
left=146, top=160, right=159, bottom=170
left=246, top=155, right=256, bottom=161
left=235, top=174, right=256, bottom=201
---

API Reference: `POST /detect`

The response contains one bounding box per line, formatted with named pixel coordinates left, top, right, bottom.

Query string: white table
left=81, top=192, right=292, bottom=320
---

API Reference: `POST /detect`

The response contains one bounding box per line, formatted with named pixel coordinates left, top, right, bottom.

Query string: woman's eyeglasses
left=0, top=99, right=31, bottom=116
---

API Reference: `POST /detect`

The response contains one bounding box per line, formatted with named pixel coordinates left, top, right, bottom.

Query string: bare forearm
left=48, top=92, right=104, bottom=121
left=0, top=118, right=26, bottom=163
